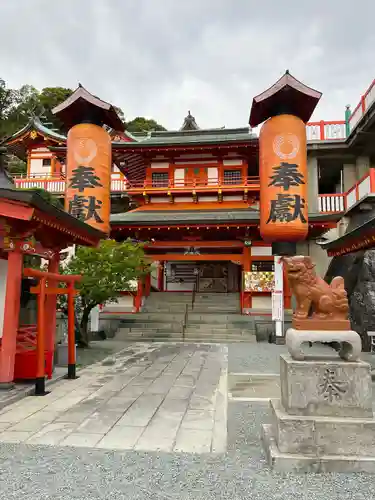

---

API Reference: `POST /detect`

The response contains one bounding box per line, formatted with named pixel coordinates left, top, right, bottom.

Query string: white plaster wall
left=151, top=262, right=159, bottom=289
left=252, top=296, right=272, bottom=309
left=151, top=162, right=169, bottom=169
left=29, top=158, right=52, bottom=176
left=174, top=168, right=185, bottom=184
left=199, top=196, right=217, bottom=202
left=223, top=159, right=243, bottom=166
left=150, top=197, right=170, bottom=203
left=207, top=167, right=218, bottom=184
left=251, top=246, right=272, bottom=256
left=174, top=196, right=193, bottom=203
left=223, top=195, right=242, bottom=201
left=0, top=259, right=8, bottom=339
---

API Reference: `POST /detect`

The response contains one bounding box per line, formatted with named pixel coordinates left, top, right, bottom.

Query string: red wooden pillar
left=144, top=272, right=151, bottom=297
left=242, top=247, right=252, bottom=310
left=45, top=253, right=60, bottom=354
left=283, top=265, right=292, bottom=310
left=0, top=250, right=23, bottom=386
left=134, top=279, right=143, bottom=312
left=67, top=282, right=77, bottom=379
left=35, top=278, right=47, bottom=395
left=158, top=261, right=164, bottom=291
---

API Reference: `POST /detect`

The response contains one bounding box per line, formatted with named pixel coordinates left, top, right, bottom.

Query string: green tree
left=62, top=239, right=150, bottom=346
left=19, top=187, right=63, bottom=208
left=126, top=116, right=166, bottom=133
left=38, top=86, right=73, bottom=130
left=6, top=155, right=27, bottom=175
left=0, top=78, right=17, bottom=137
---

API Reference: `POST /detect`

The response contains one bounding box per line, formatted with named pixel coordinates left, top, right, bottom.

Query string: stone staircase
left=115, top=292, right=256, bottom=343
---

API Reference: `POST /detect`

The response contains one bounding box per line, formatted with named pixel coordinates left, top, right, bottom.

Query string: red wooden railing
left=348, top=79, right=375, bottom=133
left=126, top=176, right=260, bottom=190
left=306, top=121, right=346, bottom=141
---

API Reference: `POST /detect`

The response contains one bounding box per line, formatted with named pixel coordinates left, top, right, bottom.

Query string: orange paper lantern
left=65, top=123, right=111, bottom=233
left=259, top=114, right=308, bottom=242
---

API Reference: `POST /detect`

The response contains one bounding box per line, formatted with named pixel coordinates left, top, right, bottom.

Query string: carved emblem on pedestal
left=317, top=368, right=349, bottom=402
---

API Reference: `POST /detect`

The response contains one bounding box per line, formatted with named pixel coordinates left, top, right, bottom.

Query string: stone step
left=120, top=313, right=184, bottom=322
left=187, top=315, right=251, bottom=324
left=118, top=327, right=182, bottom=335
left=262, top=424, right=375, bottom=473
left=184, top=331, right=253, bottom=337
left=119, top=335, right=256, bottom=344
left=271, top=398, right=375, bottom=457
left=119, top=321, right=180, bottom=328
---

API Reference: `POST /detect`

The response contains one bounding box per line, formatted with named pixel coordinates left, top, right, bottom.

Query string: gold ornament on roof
left=30, top=130, right=37, bottom=139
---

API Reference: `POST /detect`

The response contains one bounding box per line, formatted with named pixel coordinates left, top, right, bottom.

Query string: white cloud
left=0, top=0, right=373, bottom=129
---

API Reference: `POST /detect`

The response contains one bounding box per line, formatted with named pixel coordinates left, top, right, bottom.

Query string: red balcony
left=12, top=173, right=128, bottom=194
left=11, top=173, right=351, bottom=215
left=306, top=121, right=346, bottom=141
left=126, top=176, right=261, bottom=195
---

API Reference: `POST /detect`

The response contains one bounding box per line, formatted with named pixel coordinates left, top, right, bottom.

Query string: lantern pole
left=249, top=71, right=322, bottom=343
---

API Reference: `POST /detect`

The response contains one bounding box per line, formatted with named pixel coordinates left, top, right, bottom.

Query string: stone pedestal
left=262, top=353, right=375, bottom=472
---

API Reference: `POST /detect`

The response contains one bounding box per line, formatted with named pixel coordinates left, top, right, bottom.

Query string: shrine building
left=4, top=72, right=375, bottom=317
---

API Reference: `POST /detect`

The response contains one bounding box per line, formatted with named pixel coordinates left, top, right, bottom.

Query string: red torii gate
left=23, top=268, right=81, bottom=395
left=0, top=186, right=103, bottom=389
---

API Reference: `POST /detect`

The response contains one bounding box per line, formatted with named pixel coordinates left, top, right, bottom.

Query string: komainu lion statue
left=283, top=256, right=349, bottom=326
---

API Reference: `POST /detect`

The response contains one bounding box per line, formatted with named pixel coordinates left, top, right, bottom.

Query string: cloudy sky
left=0, top=0, right=374, bottom=130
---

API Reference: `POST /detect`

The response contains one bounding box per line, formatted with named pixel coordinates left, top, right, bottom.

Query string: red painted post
left=67, top=282, right=77, bottom=379
left=144, top=272, right=151, bottom=297
left=35, top=278, right=47, bottom=395
left=319, top=121, right=325, bottom=140
left=135, top=279, right=143, bottom=312
left=242, top=247, right=251, bottom=312
left=369, top=168, right=375, bottom=193
left=45, top=253, right=60, bottom=354
left=158, top=262, right=164, bottom=291
left=0, top=250, right=23, bottom=387
left=361, top=95, right=366, bottom=114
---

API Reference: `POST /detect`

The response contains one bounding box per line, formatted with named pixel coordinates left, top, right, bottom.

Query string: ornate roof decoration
left=52, top=84, right=124, bottom=131
left=249, top=70, right=322, bottom=127
left=3, top=116, right=66, bottom=146
left=180, top=111, right=199, bottom=131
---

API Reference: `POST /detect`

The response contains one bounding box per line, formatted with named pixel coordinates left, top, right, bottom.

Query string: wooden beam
left=145, top=240, right=244, bottom=248
left=30, top=286, right=78, bottom=295
left=148, top=254, right=243, bottom=262
left=0, top=200, right=34, bottom=221
left=24, top=268, right=81, bottom=282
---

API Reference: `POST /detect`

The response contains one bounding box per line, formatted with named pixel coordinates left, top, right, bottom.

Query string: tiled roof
left=110, top=209, right=339, bottom=226
left=113, top=127, right=256, bottom=147
left=4, top=116, right=66, bottom=143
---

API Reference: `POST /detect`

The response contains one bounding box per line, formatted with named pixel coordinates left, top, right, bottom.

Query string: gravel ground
left=0, top=342, right=374, bottom=499
left=0, top=401, right=374, bottom=499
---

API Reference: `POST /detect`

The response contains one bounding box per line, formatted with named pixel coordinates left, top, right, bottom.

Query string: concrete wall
left=296, top=240, right=331, bottom=278
left=356, top=156, right=370, bottom=179
left=343, top=163, right=357, bottom=191
left=307, top=156, right=319, bottom=212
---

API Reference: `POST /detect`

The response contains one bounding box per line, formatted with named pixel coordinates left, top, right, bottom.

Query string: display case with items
left=244, top=261, right=275, bottom=292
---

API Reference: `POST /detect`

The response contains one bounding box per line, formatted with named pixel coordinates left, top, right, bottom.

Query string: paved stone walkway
left=0, top=343, right=227, bottom=453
